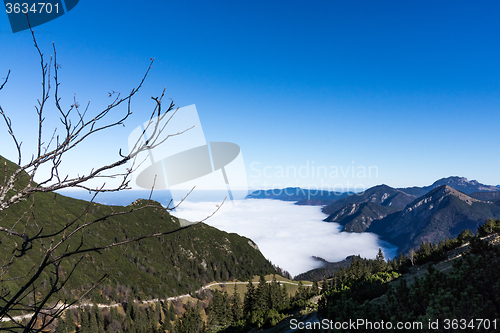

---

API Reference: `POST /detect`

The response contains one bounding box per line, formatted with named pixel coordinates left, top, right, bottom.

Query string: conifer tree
left=146, top=307, right=159, bottom=333
left=397, top=252, right=404, bottom=266
left=243, top=279, right=255, bottom=318
left=232, top=285, right=243, bottom=322
left=130, top=302, right=140, bottom=322
left=296, top=281, right=305, bottom=301
left=108, top=306, right=122, bottom=333
left=154, top=300, right=162, bottom=325
left=79, top=307, right=89, bottom=333
left=223, top=291, right=233, bottom=325
left=88, top=308, right=98, bottom=333
left=92, top=304, right=104, bottom=333
left=280, top=283, right=289, bottom=308
left=255, top=275, right=269, bottom=311
left=55, top=318, right=66, bottom=333
left=168, top=301, right=176, bottom=321
left=321, top=279, right=329, bottom=294
left=268, top=275, right=280, bottom=309
left=175, top=303, right=204, bottom=333
left=161, top=302, right=173, bottom=332
left=311, top=279, right=319, bottom=296
left=374, top=248, right=386, bottom=273
left=67, top=309, right=76, bottom=333
left=208, top=289, right=231, bottom=327
left=124, top=302, right=134, bottom=332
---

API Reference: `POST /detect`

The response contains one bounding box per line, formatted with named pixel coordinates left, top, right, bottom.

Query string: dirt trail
left=2, top=279, right=315, bottom=323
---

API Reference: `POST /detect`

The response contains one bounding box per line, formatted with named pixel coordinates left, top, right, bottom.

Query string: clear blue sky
left=1, top=0, right=499, bottom=192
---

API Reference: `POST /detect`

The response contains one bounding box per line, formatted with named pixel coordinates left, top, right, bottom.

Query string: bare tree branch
left=0, top=25, right=202, bottom=332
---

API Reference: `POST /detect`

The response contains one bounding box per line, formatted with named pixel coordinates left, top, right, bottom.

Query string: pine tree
left=160, top=300, right=175, bottom=331
left=63, top=309, right=76, bottom=333
left=208, top=289, right=228, bottom=327
left=79, top=307, right=89, bottom=333
left=268, top=275, right=280, bottom=309
left=88, top=306, right=98, bottom=333
left=280, top=283, right=289, bottom=309
left=321, top=279, right=329, bottom=294
left=168, top=301, right=176, bottom=321
left=295, top=281, right=305, bottom=301
left=374, top=248, right=386, bottom=273
left=232, top=285, right=243, bottom=322
left=108, top=306, right=122, bottom=333
left=255, top=275, right=269, bottom=311
left=224, top=291, right=233, bottom=325
left=478, top=218, right=496, bottom=236
left=55, top=318, right=66, bottom=333
left=130, top=302, right=139, bottom=322
left=311, top=278, right=319, bottom=296
left=154, top=301, right=162, bottom=325
left=243, top=279, right=256, bottom=318
left=176, top=303, right=204, bottom=333
left=147, top=307, right=159, bottom=333
left=92, top=304, right=104, bottom=333
left=124, top=302, right=134, bottom=332
left=161, top=301, right=173, bottom=332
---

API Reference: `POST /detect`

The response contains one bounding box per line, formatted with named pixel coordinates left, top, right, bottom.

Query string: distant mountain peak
left=399, top=176, right=498, bottom=197
left=404, top=185, right=480, bottom=216
left=432, top=176, right=478, bottom=186
left=368, top=183, right=500, bottom=254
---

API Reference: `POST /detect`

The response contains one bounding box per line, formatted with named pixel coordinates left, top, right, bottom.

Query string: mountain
left=399, top=176, right=499, bottom=197
left=469, top=190, right=500, bottom=201
left=246, top=187, right=350, bottom=203
left=324, top=201, right=400, bottom=232
left=322, top=184, right=416, bottom=216
left=367, top=185, right=500, bottom=254
left=294, top=255, right=355, bottom=281
left=0, top=155, right=275, bottom=304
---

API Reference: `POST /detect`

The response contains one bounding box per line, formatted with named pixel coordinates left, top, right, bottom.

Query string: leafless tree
left=0, top=29, right=214, bottom=332
left=409, top=249, right=415, bottom=266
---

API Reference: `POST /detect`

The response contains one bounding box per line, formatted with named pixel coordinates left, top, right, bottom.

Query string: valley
left=2, top=152, right=500, bottom=332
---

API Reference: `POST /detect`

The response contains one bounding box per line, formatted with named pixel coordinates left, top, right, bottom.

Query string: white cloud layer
left=173, top=199, right=397, bottom=277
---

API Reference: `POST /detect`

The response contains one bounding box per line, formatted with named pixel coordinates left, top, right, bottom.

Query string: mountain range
left=321, top=184, right=416, bottom=232
left=0, top=155, right=275, bottom=305
left=398, top=176, right=499, bottom=196
left=367, top=185, right=500, bottom=253
left=324, top=178, right=500, bottom=254
left=322, top=184, right=416, bottom=215
left=250, top=176, right=500, bottom=256
left=246, top=187, right=350, bottom=204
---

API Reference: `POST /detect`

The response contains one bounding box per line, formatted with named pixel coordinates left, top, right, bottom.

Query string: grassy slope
left=0, top=155, right=275, bottom=306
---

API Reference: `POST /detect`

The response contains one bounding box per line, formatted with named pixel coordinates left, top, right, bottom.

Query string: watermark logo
left=128, top=105, right=247, bottom=217
left=4, top=0, right=79, bottom=33
left=248, top=161, right=379, bottom=195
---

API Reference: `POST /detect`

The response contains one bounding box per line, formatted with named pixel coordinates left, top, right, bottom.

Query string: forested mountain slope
left=398, top=176, right=499, bottom=197
left=368, top=185, right=500, bottom=254
left=0, top=155, right=275, bottom=306
left=322, top=184, right=416, bottom=216
left=317, top=225, right=500, bottom=333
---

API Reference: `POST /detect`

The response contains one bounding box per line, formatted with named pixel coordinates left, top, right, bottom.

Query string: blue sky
left=1, top=0, right=500, bottom=192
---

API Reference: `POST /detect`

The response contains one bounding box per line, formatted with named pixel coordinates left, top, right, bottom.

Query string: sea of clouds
left=173, top=199, right=397, bottom=277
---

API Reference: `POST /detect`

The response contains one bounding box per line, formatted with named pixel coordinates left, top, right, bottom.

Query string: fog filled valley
left=2, top=1, right=500, bottom=331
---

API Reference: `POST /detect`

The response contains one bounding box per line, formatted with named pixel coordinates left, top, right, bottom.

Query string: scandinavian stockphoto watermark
left=290, top=318, right=498, bottom=331
left=249, top=160, right=379, bottom=195
left=128, top=104, right=248, bottom=218
left=3, top=0, right=79, bottom=33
